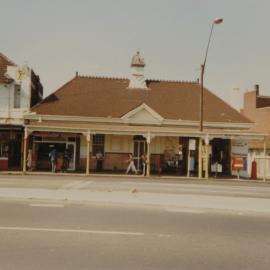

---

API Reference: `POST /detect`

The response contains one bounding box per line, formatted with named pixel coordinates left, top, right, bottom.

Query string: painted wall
left=248, top=150, right=270, bottom=179
left=79, top=134, right=179, bottom=156
left=0, top=65, right=32, bottom=125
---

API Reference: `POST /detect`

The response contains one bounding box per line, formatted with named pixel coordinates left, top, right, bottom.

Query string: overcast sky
left=1, top=0, right=269, bottom=108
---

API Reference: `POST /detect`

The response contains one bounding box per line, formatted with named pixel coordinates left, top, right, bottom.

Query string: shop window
left=0, top=143, right=9, bottom=157
left=92, top=134, right=105, bottom=156
left=14, top=85, right=21, bottom=108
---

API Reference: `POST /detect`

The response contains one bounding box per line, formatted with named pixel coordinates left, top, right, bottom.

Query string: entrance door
left=133, top=139, right=147, bottom=171
left=66, top=142, right=76, bottom=171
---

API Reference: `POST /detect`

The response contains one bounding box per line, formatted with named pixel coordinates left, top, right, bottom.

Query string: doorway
left=35, top=141, right=76, bottom=171
left=133, top=136, right=147, bottom=171
left=66, top=142, right=76, bottom=170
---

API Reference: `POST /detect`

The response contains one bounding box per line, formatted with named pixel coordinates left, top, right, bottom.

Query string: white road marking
left=165, top=208, right=205, bottom=214
left=159, top=234, right=171, bottom=238
left=29, top=204, right=65, bottom=208
left=0, top=226, right=144, bottom=236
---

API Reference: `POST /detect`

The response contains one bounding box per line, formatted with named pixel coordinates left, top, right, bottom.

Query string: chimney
left=255, top=84, right=259, bottom=95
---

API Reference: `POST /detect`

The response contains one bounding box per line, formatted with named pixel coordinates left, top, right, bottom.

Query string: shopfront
left=0, top=127, right=23, bottom=170
left=31, top=133, right=79, bottom=171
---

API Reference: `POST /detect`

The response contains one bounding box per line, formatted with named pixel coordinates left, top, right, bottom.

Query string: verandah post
left=22, top=127, right=29, bottom=175
left=86, top=131, right=91, bottom=176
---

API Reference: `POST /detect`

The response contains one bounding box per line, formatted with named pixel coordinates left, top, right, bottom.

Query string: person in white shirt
left=126, top=154, right=137, bottom=174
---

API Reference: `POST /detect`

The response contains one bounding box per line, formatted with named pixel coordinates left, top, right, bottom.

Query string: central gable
left=121, top=103, right=164, bottom=125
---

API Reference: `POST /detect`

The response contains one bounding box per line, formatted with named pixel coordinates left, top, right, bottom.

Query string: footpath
left=0, top=174, right=270, bottom=215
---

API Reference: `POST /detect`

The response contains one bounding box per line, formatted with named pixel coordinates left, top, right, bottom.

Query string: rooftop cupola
left=128, top=51, right=148, bottom=89
left=131, top=50, right=145, bottom=67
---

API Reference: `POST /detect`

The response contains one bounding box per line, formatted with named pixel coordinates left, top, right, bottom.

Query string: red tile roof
left=32, top=75, right=251, bottom=124
left=0, top=53, right=16, bottom=83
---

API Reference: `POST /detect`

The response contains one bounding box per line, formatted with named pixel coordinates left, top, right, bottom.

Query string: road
left=0, top=199, right=270, bottom=270
left=0, top=175, right=270, bottom=269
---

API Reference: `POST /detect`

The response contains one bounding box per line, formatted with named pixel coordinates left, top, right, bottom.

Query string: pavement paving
left=0, top=174, right=270, bottom=215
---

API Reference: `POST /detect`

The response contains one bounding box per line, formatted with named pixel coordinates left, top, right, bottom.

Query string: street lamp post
left=200, top=18, right=223, bottom=132
left=198, top=18, right=223, bottom=179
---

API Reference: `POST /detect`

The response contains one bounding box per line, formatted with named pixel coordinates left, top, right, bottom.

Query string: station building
left=23, top=52, right=263, bottom=177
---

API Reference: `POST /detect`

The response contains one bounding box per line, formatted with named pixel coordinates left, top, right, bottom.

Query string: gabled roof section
left=0, top=53, right=16, bottom=83
left=32, top=75, right=252, bottom=124
left=121, top=103, right=164, bottom=124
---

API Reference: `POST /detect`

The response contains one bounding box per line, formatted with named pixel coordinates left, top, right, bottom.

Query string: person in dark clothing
left=96, top=151, right=104, bottom=172
left=49, top=148, right=57, bottom=173
left=141, top=154, right=147, bottom=176
left=62, top=149, right=70, bottom=172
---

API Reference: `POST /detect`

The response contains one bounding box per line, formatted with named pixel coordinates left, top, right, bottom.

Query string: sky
left=1, top=0, right=270, bottom=109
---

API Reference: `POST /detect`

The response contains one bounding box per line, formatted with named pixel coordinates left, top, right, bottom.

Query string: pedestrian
left=62, top=149, right=70, bottom=172
left=49, top=148, right=57, bottom=173
left=27, top=149, right=32, bottom=171
left=141, top=154, right=147, bottom=176
left=126, top=154, right=137, bottom=174
left=96, top=151, right=104, bottom=172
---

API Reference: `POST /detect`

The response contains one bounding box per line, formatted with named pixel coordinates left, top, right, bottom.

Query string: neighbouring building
left=0, top=53, right=43, bottom=170
left=241, top=84, right=270, bottom=179
left=23, top=51, right=263, bottom=177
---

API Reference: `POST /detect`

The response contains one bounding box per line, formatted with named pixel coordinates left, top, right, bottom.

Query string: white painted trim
left=121, top=103, right=164, bottom=123
left=24, top=113, right=254, bottom=130
left=26, top=125, right=265, bottom=140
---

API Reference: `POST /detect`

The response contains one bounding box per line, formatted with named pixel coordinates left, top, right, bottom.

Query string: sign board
left=231, top=139, right=248, bottom=178
left=231, top=140, right=248, bottom=156
left=211, top=163, right=222, bottom=173
left=189, top=139, right=196, bottom=151
left=232, top=157, right=244, bottom=170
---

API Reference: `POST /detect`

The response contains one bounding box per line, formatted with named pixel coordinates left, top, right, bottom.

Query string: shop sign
left=231, top=139, right=248, bottom=177
left=231, top=140, right=248, bottom=156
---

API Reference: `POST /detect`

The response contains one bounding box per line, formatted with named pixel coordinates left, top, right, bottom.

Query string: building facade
left=241, top=85, right=270, bottom=179
left=0, top=53, right=43, bottom=170
left=23, top=52, right=262, bottom=177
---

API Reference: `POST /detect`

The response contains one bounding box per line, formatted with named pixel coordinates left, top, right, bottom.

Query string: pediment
left=121, top=103, right=164, bottom=124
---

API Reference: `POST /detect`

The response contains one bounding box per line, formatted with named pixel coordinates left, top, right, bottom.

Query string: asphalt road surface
left=0, top=199, right=270, bottom=270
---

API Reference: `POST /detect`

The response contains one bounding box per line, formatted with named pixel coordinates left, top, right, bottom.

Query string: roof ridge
left=0, top=52, right=17, bottom=66
left=77, top=74, right=198, bottom=84
left=146, top=78, right=198, bottom=84
left=78, top=74, right=128, bottom=80
left=31, top=77, right=78, bottom=109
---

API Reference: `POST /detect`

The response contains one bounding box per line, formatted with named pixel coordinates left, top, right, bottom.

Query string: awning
left=25, top=122, right=266, bottom=141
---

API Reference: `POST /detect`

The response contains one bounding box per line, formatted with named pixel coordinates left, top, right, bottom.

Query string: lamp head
left=213, top=18, right=223, bottom=24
